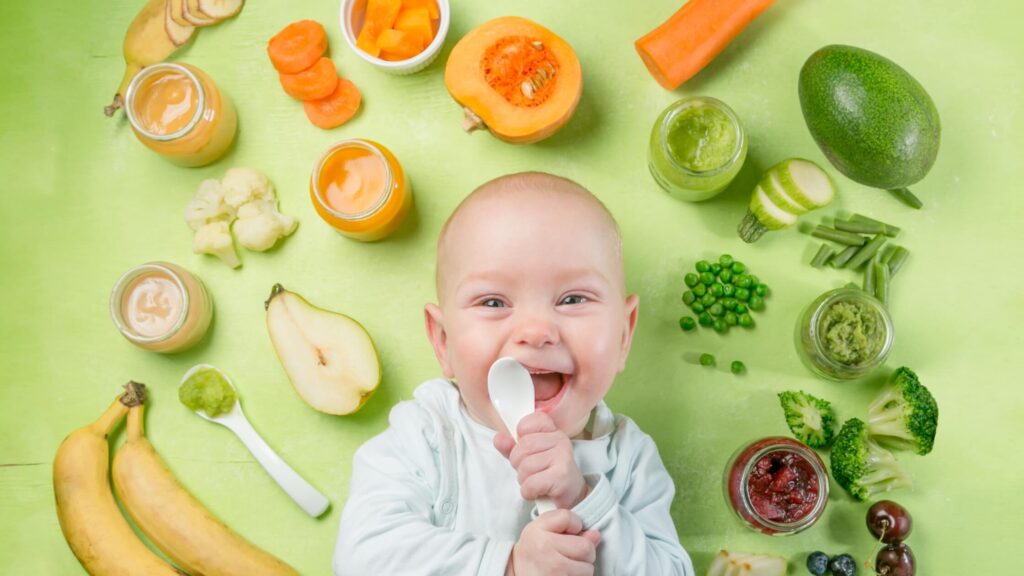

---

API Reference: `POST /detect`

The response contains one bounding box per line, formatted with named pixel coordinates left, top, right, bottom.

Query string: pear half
left=265, top=284, right=380, bottom=415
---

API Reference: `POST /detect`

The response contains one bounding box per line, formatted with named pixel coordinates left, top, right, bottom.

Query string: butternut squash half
left=445, top=17, right=582, bottom=144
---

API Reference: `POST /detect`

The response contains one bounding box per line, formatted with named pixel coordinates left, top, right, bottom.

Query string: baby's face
left=426, top=190, right=638, bottom=437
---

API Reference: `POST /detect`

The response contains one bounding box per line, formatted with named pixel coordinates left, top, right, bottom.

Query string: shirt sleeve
left=333, top=401, right=514, bottom=576
left=570, top=429, right=695, bottom=576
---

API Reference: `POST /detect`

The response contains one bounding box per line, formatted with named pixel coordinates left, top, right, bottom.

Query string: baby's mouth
left=528, top=370, right=570, bottom=412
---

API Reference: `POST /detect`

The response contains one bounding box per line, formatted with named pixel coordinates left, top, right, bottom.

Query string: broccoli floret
left=867, top=367, right=938, bottom=455
left=830, top=418, right=912, bottom=501
left=778, top=390, right=836, bottom=448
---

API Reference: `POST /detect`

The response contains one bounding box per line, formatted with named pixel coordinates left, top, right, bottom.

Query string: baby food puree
left=179, top=367, right=236, bottom=417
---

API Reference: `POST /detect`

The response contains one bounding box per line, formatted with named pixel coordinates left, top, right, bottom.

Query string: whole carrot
left=635, top=0, right=776, bottom=90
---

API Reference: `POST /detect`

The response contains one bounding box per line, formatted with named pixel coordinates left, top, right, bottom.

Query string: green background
left=1, top=0, right=1021, bottom=573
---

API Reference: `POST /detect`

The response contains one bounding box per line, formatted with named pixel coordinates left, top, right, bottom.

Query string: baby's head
left=425, top=172, right=639, bottom=438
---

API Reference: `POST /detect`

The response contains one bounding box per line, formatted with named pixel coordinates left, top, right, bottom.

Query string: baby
left=334, top=172, right=693, bottom=575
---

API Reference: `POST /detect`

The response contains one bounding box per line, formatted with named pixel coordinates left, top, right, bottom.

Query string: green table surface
left=2, top=0, right=1021, bottom=573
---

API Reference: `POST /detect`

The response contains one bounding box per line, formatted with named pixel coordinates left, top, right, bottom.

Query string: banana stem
left=126, top=403, right=146, bottom=442
left=91, top=398, right=131, bottom=437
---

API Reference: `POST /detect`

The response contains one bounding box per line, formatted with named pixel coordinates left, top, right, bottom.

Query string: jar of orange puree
left=310, top=139, right=412, bottom=242
left=124, top=63, right=237, bottom=167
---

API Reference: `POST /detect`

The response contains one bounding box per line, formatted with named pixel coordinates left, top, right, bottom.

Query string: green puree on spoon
left=179, top=367, right=237, bottom=417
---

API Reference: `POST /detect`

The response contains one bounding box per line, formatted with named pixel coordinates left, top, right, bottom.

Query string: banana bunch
left=105, top=0, right=244, bottom=116
left=53, top=382, right=298, bottom=576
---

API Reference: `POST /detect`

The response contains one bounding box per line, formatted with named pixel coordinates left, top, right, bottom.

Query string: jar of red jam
left=723, top=437, right=828, bottom=535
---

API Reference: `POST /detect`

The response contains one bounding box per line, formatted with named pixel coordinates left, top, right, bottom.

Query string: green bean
left=835, top=219, right=886, bottom=235
left=889, top=187, right=924, bottom=209
left=879, top=245, right=896, bottom=265
left=830, top=246, right=859, bottom=268
left=852, top=213, right=901, bottom=237
left=812, top=225, right=868, bottom=246
left=888, top=246, right=910, bottom=277
left=846, top=234, right=888, bottom=269
left=699, top=353, right=716, bottom=366
left=863, top=253, right=878, bottom=293
left=811, top=243, right=835, bottom=268
left=873, top=259, right=890, bottom=306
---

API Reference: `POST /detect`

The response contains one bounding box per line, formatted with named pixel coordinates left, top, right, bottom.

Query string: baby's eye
left=559, top=295, right=588, bottom=306
left=481, top=298, right=506, bottom=308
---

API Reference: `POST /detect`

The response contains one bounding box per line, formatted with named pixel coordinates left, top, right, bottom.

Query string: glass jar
left=723, top=437, right=829, bottom=535
left=124, top=62, right=237, bottom=167
left=109, top=262, right=213, bottom=353
left=309, top=139, right=412, bottom=242
left=648, top=96, right=747, bottom=202
left=796, top=287, right=894, bottom=380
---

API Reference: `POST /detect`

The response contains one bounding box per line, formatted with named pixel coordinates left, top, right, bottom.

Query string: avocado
left=798, top=45, right=940, bottom=207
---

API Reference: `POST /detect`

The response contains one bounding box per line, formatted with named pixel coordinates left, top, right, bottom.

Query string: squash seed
left=531, top=41, right=544, bottom=51
left=521, top=81, right=535, bottom=99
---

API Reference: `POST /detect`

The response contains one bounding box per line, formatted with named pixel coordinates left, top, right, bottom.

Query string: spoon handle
left=226, top=415, right=330, bottom=517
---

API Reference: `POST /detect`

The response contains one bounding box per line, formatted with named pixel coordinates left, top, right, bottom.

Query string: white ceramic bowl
left=340, top=0, right=450, bottom=75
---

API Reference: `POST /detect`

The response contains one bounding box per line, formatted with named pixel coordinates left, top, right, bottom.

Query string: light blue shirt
left=334, top=379, right=694, bottom=575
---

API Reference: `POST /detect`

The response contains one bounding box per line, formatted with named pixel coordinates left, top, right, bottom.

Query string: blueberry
left=829, top=554, right=857, bottom=576
left=806, top=551, right=829, bottom=576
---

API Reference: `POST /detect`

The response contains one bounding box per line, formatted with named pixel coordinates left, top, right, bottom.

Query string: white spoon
left=487, top=356, right=556, bottom=514
left=181, top=364, right=330, bottom=518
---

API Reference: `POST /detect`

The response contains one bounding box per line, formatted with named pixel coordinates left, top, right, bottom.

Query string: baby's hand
left=494, top=411, right=588, bottom=509
left=505, top=509, right=601, bottom=576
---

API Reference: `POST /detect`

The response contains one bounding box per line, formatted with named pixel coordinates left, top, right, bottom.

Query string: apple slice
left=164, top=0, right=195, bottom=47
left=183, top=0, right=218, bottom=26
left=197, top=0, right=244, bottom=20
left=265, top=284, right=381, bottom=415
left=706, top=550, right=787, bottom=576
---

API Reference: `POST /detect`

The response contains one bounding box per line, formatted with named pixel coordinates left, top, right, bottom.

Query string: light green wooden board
left=1, top=0, right=1021, bottom=573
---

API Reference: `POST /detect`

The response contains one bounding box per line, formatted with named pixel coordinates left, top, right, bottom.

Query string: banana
left=53, top=382, right=185, bottom=576
left=104, top=0, right=184, bottom=117
left=112, top=398, right=299, bottom=576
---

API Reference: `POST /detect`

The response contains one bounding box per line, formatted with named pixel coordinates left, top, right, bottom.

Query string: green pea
left=679, top=317, right=696, bottom=331
left=722, top=284, right=736, bottom=297
left=736, top=275, right=753, bottom=289
left=693, top=283, right=707, bottom=297
left=739, top=313, right=754, bottom=328
left=699, top=353, right=716, bottom=366
left=710, top=262, right=722, bottom=275
left=731, top=261, right=746, bottom=274
left=749, top=296, right=765, bottom=311
left=684, top=273, right=699, bottom=288
left=748, top=275, right=760, bottom=286
left=718, top=269, right=733, bottom=284
left=723, top=298, right=737, bottom=311
left=682, top=291, right=696, bottom=305
left=712, top=319, right=728, bottom=333
left=735, top=288, right=751, bottom=301
left=731, top=361, right=746, bottom=375
left=754, top=284, right=769, bottom=297
left=691, top=301, right=705, bottom=313
left=700, top=272, right=715, bottom=285
left=698, top=312, right=713, bottom=326
left=735, top=302, right=748, bottom=314
left=701, top=293, right=716, bottom=307
left=709, top=283, right=724, bottom=298
left=719, top=254, right=734, bottom=267
left=696, top=260, right=711, bottom=273
left=724, top=312, right=738, bottom=326
left=709, top=303, right=724, bottom=317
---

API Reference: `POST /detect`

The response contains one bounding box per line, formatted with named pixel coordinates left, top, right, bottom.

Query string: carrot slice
left=635, top=0, right=775, bottom=90
left=279, top=57, right=339, bottom=101
left=402, top=0, right=439, bottom=20
left=268, top=20, right=328, bottom=74
left=394, top=7, right=433, bottom=47
left=304, top=77, right=362, bottom=129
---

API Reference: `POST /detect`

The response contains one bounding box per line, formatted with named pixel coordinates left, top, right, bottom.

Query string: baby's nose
left=513, top=313, right=559, bottom=348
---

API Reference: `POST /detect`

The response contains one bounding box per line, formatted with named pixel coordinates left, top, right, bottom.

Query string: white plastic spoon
left=181, top=364, right=330, bottom=518
left=487, top=356, right=556, bottom=514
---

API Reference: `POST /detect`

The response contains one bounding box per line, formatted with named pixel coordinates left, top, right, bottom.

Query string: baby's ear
left=424, top=304, right=455, bottom=378
left=618, top=295, right=640, bottom=371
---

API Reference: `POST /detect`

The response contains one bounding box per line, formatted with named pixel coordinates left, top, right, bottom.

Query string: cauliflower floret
left=185, top=179, right=233, bottom=231
left=192, top=220, right=240, bottom=268
left=233, top=200, right=298, bottom=252
left=222, top=167, right=274, bottom=210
